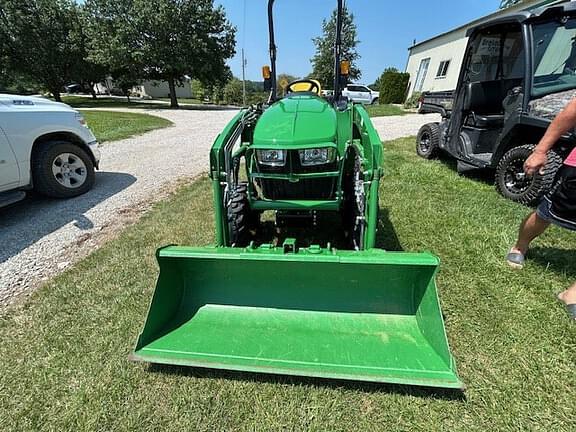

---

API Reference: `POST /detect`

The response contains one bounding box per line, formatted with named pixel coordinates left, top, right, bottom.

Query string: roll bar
left=267, top=0, right=344, bottom=102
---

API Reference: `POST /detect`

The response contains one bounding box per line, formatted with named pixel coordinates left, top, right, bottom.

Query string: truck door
left=0, top=126, right=20, bottom=191
left=345, top=85, right=361, bottom=102
left=357, top=86, right=372, bottom=104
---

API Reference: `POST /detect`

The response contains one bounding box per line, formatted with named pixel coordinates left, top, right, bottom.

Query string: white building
left=133, top=79, right=193, bottom=99
left=405, top=0, right=567, bottom=98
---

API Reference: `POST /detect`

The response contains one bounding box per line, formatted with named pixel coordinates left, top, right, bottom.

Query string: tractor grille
left=257, top=151, right=338, bottom=200
left=259, top=178, right=337, bottom=200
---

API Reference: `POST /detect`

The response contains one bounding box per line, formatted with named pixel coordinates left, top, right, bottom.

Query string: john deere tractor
left=132, top=0, right=463, bottom=390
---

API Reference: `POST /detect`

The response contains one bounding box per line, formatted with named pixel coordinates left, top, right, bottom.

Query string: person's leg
left=510, top=211, right=550, bottom=255
left=558, top=282, right=576, bottom=320
left=559, top=282, right=576, bottom=305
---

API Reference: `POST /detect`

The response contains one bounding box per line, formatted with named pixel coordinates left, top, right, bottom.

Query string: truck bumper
left=87, top=140, right=101, bottom=169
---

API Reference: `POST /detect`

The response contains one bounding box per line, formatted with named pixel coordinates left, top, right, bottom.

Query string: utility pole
left=242, top=48, right=247, bottom=106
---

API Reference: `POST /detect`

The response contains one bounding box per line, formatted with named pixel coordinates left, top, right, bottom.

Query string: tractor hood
left=253, top=95, right=337, bottom=148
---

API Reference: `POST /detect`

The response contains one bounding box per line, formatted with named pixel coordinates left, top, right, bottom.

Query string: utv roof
left=466, top=2, right=576, bottom=36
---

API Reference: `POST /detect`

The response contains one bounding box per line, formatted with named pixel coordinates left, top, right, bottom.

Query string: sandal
left=506, top=250, right=525, bottom=269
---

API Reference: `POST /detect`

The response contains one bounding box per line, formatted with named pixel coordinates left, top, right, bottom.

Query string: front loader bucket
left=133, top=246, right=463, bottom=390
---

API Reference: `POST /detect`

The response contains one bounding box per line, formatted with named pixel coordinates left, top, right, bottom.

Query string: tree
left=277, top=73, right=298, bottom=97
left=310, top=6, right=360, bottom=89
left=85, top=0, right=236, bottom=108
left=0, top=0, right=88, bottom=101
left=377, top=68, right=410, bottom=104
left=191, top=79, right=206, bottom=101
left=223, top=78, right=243, bottom=106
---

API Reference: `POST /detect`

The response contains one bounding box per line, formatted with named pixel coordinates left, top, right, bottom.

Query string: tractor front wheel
left=227, top=183, right=260, bottom=247
left=342, top=154, right=366, bottom=250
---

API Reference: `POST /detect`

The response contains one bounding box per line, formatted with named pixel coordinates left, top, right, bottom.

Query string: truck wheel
left=32, top=140, right=95, bottom=198
left=227, top=183, right=260, bottom=247
left=416, top=123, right=440, bottom=159
left=371, top=98, right=379, bottom=105
left=495, top=144, right=563, bottom=206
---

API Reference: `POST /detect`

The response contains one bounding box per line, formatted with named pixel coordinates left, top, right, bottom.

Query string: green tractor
left=132, top=0, right=463, bottom=390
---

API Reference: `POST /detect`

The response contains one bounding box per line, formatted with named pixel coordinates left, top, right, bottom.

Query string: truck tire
left=416, top=123, right=440, bottom=159
left=371, top=98, right=379, bottom=105
left=32, top=140, right=95, bottom=198
left=495, top=144, right=563, bottom=206
left=227, top=183, right=260, bottom=247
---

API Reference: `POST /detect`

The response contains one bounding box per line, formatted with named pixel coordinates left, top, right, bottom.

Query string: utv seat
left=463, top=79, right=521, bottom=129
left=467, top=113, right=505, bottom=128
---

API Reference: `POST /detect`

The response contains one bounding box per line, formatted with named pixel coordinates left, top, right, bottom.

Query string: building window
left=436, top=60, right=451, bottom=78
left=414, top=58, right=431, bottom=92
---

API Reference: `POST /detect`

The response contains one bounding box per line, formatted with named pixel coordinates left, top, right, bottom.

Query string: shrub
left=378, top=68, right=410, bottom=104
left=404, top=92, right=422, bottom=109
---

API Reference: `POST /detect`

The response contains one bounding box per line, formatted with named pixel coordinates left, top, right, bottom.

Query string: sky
left=215, top=0, right=503, bottom=84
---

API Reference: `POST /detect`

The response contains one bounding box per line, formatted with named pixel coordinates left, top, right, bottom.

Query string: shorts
left=536, top=165, right=576, bottom=231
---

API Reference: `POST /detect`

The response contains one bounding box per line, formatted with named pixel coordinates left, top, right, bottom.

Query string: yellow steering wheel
left=286, top=79, right=322, bottom=96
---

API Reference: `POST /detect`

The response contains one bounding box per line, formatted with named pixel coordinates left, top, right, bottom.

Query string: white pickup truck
left=0, top=94, right=100, bottom=208
left=341, top=84, right=379, bottom=105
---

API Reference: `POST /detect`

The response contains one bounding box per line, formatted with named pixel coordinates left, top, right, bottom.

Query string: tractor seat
left=465, top=114, right=504, bottom=129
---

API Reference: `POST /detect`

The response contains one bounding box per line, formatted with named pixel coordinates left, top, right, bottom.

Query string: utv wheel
left=227, top=183, right=260, bottom=247
left=416, top=123, right=440, bottom=159
left=495, top=144, right=563, bottom=206
left=32, top=141, right=95, bottom=198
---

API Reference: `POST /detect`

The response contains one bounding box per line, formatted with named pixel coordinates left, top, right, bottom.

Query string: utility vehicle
left=417, top=3, right=576, bottom=205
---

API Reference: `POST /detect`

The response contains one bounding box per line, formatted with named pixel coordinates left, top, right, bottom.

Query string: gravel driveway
left=0, top=110, right=439, bottom=309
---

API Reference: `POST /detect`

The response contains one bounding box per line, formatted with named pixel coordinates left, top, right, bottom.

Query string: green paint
left=134, top=246, right=463, bottom=389
left=253, top=95, right=337, bottom=147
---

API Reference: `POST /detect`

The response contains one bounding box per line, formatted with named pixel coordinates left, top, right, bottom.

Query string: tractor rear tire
left=495, top=144, right=563, bottom=206
left=227, top=183, right=260, bottom=247
left=416, top=123, right=440, bottom=159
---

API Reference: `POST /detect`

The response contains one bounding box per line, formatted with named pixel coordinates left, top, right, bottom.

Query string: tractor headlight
left=256, top=149, right=286, bottom=166
left=298, top=148, right=336, bottom=166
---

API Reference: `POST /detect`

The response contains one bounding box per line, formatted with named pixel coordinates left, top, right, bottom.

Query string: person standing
left=506, top=99, right=576, bottom=320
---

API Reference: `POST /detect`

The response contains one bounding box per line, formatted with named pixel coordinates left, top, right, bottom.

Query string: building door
left=414, top=58, right=431, bottom=92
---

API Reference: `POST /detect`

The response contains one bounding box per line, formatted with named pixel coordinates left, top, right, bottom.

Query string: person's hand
left=524, top=151, right=548, bottom=176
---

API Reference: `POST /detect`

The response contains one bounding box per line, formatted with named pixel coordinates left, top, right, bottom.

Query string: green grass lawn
left=82, top=110, right=173, bottom=143
left=366, top=104, right=407, bottom=117
left=1, top=137, right=575, bottom=430
left=61, top=95, right=163, bottom=109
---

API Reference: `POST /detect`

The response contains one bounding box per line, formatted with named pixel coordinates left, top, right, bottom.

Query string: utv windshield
left=532, top=18, right=576, bottom=98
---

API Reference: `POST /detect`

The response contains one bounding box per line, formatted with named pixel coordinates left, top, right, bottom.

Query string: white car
left=0, top=94, right=100, bottom=208
left=342, top=84, right=380, bottom=105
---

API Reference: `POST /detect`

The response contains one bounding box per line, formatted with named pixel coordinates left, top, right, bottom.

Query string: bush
left=404, top=92, right=422, bottom=109
left=223, top=78, right=243, bottom=105
left=378, top=68, right=410, bottom=104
